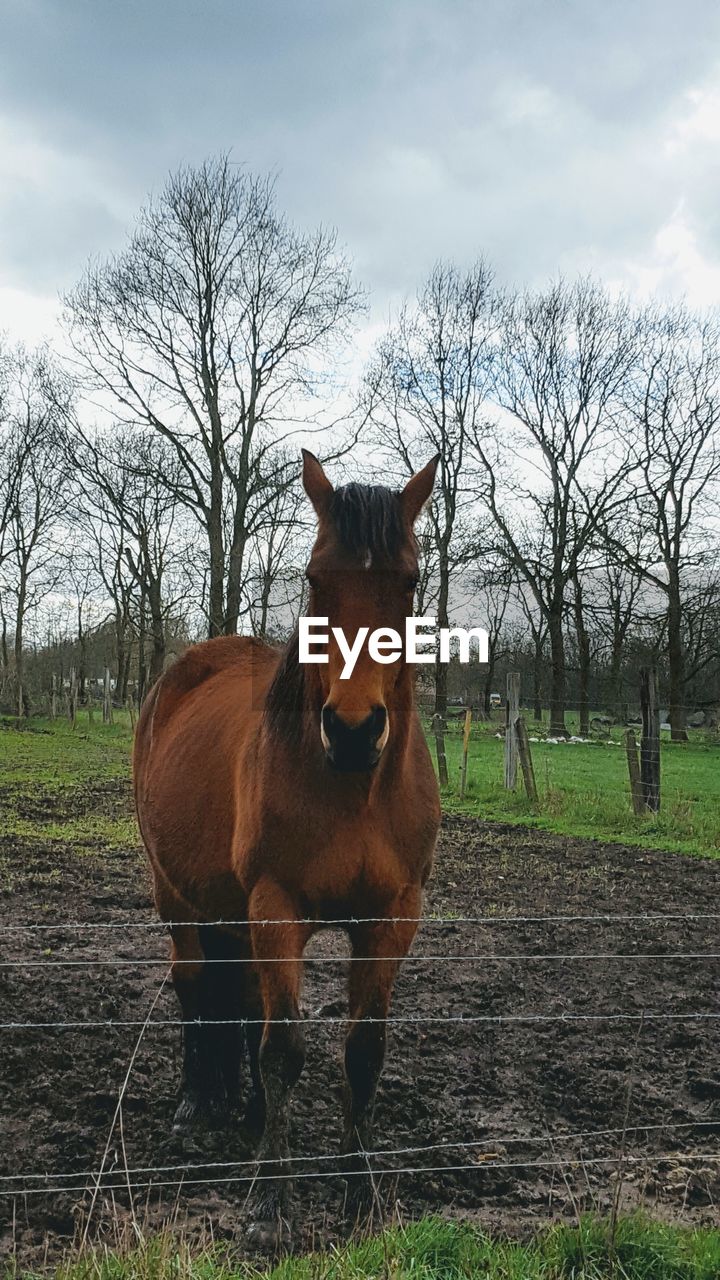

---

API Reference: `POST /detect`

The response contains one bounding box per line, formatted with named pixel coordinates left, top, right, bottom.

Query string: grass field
left=0, top=714, right=136, bottom=852
left=2, top=707, right=720, bottom=860
left=431, top=713, right=720, bottom=859
left=11, top=1215, right=720, bottom=1280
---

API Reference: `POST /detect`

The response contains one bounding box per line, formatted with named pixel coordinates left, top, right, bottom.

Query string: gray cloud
left=1, top=0, right=720, bottom=327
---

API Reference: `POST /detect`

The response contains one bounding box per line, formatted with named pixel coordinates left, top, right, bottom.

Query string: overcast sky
left=2, top=0, right=720, bottom=349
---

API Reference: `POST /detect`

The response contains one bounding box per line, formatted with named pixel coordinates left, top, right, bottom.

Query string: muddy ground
left=1, top=795, right=719, bottom=1266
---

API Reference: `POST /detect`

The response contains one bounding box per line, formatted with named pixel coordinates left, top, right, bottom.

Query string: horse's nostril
left=321, top=702, right=388, bottom=770
left=371, top=705, right=387, bottom=736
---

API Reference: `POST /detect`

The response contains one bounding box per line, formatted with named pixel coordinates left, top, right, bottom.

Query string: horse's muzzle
left=321, top=704, right=388, bottom=772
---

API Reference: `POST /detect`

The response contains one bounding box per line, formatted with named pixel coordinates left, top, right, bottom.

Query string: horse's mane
left=264, top=482, right=412, bottom=744
left=264, top=630, right=306, bottom=744
left=328, top=483, right=408, bottom=561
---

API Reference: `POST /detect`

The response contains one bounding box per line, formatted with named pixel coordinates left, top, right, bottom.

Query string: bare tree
left=474, top=562, right=512, bottom=718
left=64, top=156, right=363, bottom=638
left=364, top=260, right=497, bottom=724
left=681, top=568, right=720, bottom=709
left=69, top=425, right=190, bottom=696
left=623, top=304, right=720, bottom=740
left=589, top=516, right=648, bottom=721
left=513, top=581, right=548, bottom=722
left=244, top=466, right=307, bottom=637
left=0, top=347, right=15, bottom=683
left=0, top=350, right=68, bottom=715
left=471, top=278, right=638, bottom=735
left=65, top=554, right=97, bottom=703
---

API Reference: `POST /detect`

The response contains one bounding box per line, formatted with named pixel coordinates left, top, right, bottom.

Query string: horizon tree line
left=1, top=155, right=719, bottom=740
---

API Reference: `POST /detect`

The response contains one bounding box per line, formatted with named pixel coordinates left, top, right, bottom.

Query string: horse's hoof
left=246, top=1213, right=291, bottom=1252
left=173, top=1093, right=202, bottom=1131
left=173, top=1091, right=230, bottom=1133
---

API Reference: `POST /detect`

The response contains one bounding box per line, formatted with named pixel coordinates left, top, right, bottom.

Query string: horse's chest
left=304, top=826, right=402, bottom=907
left=296, top=804, right=431, bottom=906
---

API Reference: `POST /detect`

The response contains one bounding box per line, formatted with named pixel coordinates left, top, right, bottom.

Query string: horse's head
left=301, top=450, right=438, bottom=772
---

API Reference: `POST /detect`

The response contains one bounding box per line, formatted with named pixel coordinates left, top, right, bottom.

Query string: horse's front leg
left=246, top=880, right=309, bottom=1250
left=342, top=888, right=421, bottom=1218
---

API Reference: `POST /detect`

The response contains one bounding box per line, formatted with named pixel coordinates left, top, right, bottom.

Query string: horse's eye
left=406, top=575, right=419, bottom=592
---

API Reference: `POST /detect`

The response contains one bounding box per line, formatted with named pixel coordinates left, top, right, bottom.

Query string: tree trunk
left=207, top=485, right=225, bottom=639
left=137, top=586, right=148, bottom=703
left=15, top=569, right=27, bottom=719
left=0, top=596, right=9, bottom=674
left=532, top=639, right=543, bottom=722
left=223, top=502, right=249, bottom=636
left=482, top=638, right=498, bottom=718
left=116, top=615, right=127, bottom=702
left=433, top=555, right=450, bottom=719
left=77, top=604, right=87, bottom=704
left=573, top=576, right=591, bottom=737
left=147, top=575, right=166, bottom=685
left=548, top=605, right=566, bottom=736
left=121, top=644, right=133, bottom=706
left=609, top=632, right=624, bottom=722
left=667, top=573, right=687, bottom=742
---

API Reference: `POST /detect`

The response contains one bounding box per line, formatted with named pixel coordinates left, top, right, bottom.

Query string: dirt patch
left=1, top=806, right=719, bottom=1266
left=0, top=778, right=129, bottom=823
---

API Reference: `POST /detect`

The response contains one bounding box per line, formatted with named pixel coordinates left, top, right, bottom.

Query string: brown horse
left=133, top=450, right=441, bottom=1246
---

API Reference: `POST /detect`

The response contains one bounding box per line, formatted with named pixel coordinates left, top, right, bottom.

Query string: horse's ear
left=401, top=454, right=440, bottom=524
left=302, top=449, right=334, bottom=516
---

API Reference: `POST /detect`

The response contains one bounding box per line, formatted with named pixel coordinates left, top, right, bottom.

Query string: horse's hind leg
left=171, top=924, right=246, bottom=1129
left=170, top=924, right=208, bottom=1128
left=198, top=925, right=247, bottom=1111
left=241, top=962, right=266, bottom=1134
left=341, top=890, right=420, bottom=1215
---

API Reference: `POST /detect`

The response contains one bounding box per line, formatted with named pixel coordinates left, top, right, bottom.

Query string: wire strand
left=3, top=1152, right=719, bottom=1199
left=4, top=951, right=720, bottom=968
left=4, top=1120, right=719, bottom=1185
left=4, top=911, right=720, bottom=932
left=3, top=1011, right=718, bottom=1030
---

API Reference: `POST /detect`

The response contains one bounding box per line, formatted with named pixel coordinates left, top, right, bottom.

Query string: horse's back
left=133, top=636, right=280, bottom=916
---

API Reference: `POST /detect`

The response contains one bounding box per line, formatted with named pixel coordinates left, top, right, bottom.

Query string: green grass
left=10, top=1215, right=720, bottom=1280
left=428, top=713, right=720, bottom=859
left=2, top=708, right=720, bottom=859
left=0, top=711, right=136, bottom=851
left=0, top=712, right=134, bottom=787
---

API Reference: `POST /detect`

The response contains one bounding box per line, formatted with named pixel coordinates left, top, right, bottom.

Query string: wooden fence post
left=432, top=712, right=449, bottom=788
left=504, top=672, right=520, bottom=789
left=515, top=715, right=538, bottom=803
left=640, top=666, right=660, bottom=812
left=624, top=728, right=643, bottom=815
left=459, top=709, right=472, bottom=800
left=50, top=674, right=57, bottom=720
left=127, top=695, right=136, bottom=731
left=87, top=697, right=94, bottom=727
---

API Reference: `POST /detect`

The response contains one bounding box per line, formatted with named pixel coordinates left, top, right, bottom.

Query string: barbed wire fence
left=1, top=910, right=719, bottom=1230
